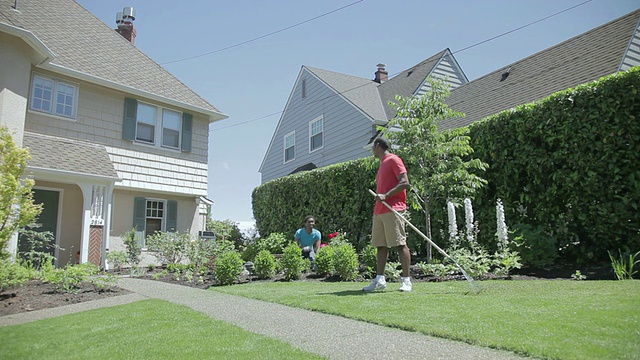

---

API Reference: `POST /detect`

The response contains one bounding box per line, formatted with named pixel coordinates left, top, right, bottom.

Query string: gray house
left=259, top=49, right=467, bottom=183
left=0, top=0, right=228, bottom=267
left=260, top=9, right=640, bottom=183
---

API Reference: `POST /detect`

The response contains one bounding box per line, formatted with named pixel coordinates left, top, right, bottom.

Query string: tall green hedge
left=469, top=67, right=640, bottom=264
left=252, top=158, right=378, bottom=246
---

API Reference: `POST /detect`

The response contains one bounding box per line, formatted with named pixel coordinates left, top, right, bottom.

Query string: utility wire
left=161, top=0, right=365, bottom=65
left=211, top=0, right=593, bottom=132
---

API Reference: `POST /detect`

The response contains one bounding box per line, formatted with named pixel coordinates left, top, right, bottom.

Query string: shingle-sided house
left=0, top=0, right=228, bottom=267
left=259, top=49, right=468, bottom=183
left=260, top=8, right=640, bottom=183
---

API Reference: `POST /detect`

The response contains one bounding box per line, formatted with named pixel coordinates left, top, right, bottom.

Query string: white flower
left=464, top=198, right=475, bottom=244
left=496, top=199, right=509, bottom=249
left=447, top=201, right=458, bottom=245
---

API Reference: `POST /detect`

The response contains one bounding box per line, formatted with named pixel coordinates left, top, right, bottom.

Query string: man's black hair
left=373, top=137, right=390, bottom=150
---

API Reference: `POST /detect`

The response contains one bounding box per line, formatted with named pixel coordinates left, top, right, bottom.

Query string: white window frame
left=135, top=102, right=182, bottom=150
left=309, top=115, right=324, bottom=153
left=142, top=199, right=166, bottom=247
left=29, top=74, right=78, bottom=119
left=284, top=131, right=295, bottom=163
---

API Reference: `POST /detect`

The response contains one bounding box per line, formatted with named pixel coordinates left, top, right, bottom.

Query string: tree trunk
left=424, top=195, right=432, bottom=262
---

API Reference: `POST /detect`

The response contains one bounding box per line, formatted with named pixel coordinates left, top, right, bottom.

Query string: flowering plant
left=328, top=232, right=339, bottom=240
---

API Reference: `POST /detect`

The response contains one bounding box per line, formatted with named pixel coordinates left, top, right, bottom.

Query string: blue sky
left=77, top=0, right=639, bottom=231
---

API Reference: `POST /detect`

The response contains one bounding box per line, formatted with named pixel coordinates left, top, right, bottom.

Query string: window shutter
left=181, top=113, right=192, bottom=152
left=133, top=197, right=146, bottom=246
left=123, top=98, right=137, bottom=141
left=167, top=200, right=178, bottom=232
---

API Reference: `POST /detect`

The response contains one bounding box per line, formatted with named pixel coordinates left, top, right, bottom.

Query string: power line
left=210, top=0, right=594, bottom=132
left=453, top=0, right=592, bottom=54
left=161, top=0, right=365, bottom=65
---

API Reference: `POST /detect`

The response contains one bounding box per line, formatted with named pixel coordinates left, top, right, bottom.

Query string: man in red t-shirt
left=363, top=137, right=413, bottom=292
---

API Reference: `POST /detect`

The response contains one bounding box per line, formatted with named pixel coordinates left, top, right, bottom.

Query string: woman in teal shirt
left=294, top=215, right=322, bottom=268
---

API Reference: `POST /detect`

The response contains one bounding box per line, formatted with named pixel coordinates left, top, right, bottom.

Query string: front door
left=18, top=189, right=59, bottom=264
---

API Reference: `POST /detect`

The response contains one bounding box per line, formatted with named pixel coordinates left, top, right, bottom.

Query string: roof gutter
left=0, top=22, right=56, bottom=66
left=41, top=63, right=229, bottom=123
left=27, top=166, right=121, bottom=184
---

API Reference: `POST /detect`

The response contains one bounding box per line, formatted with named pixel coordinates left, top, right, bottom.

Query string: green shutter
left=123, top=98, right=137, bottom=140
left=181, top=113, right=192, bottom=152
left=133, top=197, right=146, bottom=246
left=133, top=197, right=146, bottom=231
left=167, top=200, right=178, bottom=232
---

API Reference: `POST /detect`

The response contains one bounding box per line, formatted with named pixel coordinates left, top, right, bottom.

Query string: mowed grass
left=0, top=299, right=322, bottom=360
left=213, top=280, right=640, bottom=360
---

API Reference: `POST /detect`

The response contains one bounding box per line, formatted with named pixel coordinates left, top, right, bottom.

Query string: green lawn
left=0, top=299, right=322, bottom=360
left=213, top=280, right=640, bottom=360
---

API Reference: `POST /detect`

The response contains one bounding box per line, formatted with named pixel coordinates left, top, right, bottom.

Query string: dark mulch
left=0, top=280, right=130, bottom=316
left=0, top=264, right=615, bottom=317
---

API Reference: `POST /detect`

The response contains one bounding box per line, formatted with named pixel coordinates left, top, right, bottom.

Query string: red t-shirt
left=374, top=153, right=407, bottom=215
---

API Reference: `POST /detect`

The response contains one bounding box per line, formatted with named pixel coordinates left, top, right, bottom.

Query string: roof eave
left=27, top=166, right=121, bottom=184
left=39, top=62, right=229, bottom=123
left=0, top=22, right=56, bottom=65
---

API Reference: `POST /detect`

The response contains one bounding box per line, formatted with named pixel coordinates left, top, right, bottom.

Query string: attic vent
left=500, top=67, right=511, bottom=82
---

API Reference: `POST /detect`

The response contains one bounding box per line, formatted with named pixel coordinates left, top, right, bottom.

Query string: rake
left=368, top=189, right=482, bottom=294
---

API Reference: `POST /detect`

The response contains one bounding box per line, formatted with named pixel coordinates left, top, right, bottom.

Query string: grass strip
left=213, top=279, right=640, bottom=359
left=0, top=299, right=323, bottom=360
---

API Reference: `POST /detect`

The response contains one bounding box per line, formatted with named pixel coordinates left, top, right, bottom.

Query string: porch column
left=79, top=183, right=93, bottom=264
left=102, top=184, right=114, bottom=268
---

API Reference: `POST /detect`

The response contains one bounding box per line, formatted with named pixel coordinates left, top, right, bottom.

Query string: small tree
left=206, top=219, right=245, bottom=248
left=383, top=78, right=488, bottom=260
left=0, top=126, right=42, bottom=259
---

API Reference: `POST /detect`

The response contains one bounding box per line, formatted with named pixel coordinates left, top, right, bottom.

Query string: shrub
left=512, top=223, right=558, bottom=268
left=0, top=259, right=32, bottom=292
left=360, top=244, right=377, bottom=278
left=253, top=250, right=277, bottom=279
left=315, top=245, right=335, bottom=276
left=213, top=251, right=244, bottom=286
left=106, top=250, right=128, bottom=271
left=332, top=244, right=359, bottom=281
left=280, top=243, right=309, bottom=281
left=384, top=261, right=401, bottom=281
left=42, top=263, right=99, bottom=294
left=146, top=231, right=191, bottom=265
left=416, top=260, right=449, bottom=277
left=122, top=228, right=142, bottom=266
left=449, top=247, right=491, bottom=278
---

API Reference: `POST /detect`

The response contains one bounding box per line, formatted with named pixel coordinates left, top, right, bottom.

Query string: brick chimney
left=115, top=7, right=136, bottom=45
left=374, top=63, right=388, bottom=83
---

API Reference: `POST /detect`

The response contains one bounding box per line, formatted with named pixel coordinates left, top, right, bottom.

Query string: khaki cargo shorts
left=371, top=211, right=406, bottom=248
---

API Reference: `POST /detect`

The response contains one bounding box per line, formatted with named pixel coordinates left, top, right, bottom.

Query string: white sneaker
left=363, top=279, right=387, bottom=292
left=399, top=279, right=412, bottom=292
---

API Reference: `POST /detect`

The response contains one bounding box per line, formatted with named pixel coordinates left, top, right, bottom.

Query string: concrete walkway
left=1, top=278, right=525, bottom=359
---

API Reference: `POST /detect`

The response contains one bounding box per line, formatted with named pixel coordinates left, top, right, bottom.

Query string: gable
left=259, top=66, right=376, bottom=182
left=378, top=49, right=468, bottom=120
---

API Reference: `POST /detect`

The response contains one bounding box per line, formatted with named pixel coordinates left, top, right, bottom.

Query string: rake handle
left=368, top=189, right=451, bottom=260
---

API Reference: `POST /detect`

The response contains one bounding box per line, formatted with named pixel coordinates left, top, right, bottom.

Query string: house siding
left=261, top=69, right=372, bottom=183
left=620, top=21, right=640, bottom=70
left=415, top=53, right=466, bottom=96
left=24, top=71, right=209, bottom=196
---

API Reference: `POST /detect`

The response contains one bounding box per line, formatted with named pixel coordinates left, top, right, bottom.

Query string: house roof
left=441, top=8, right=640, bottom=130
left=23, top=132, right=119, bottom=180
left=0, top=0, right=227, bottom=122
left=377, top=49, right=451, bottom=119
left=305, top=66, right=388, bottom=122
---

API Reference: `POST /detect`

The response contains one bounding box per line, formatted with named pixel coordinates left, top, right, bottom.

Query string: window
left=30, top=75, right=78, bottom=119
left=162, top=109, right=181, bottom=149
left=284, top=131, right=295, bottom=163
left=133, top=197, right=177, bottom=248
left=124, top=98, right=193, bottom=152
left=309, top=116, right=323, bottom=152
left=145, top=200, right=165, bottom=242
left=135, top=103, right=157, bottom=143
